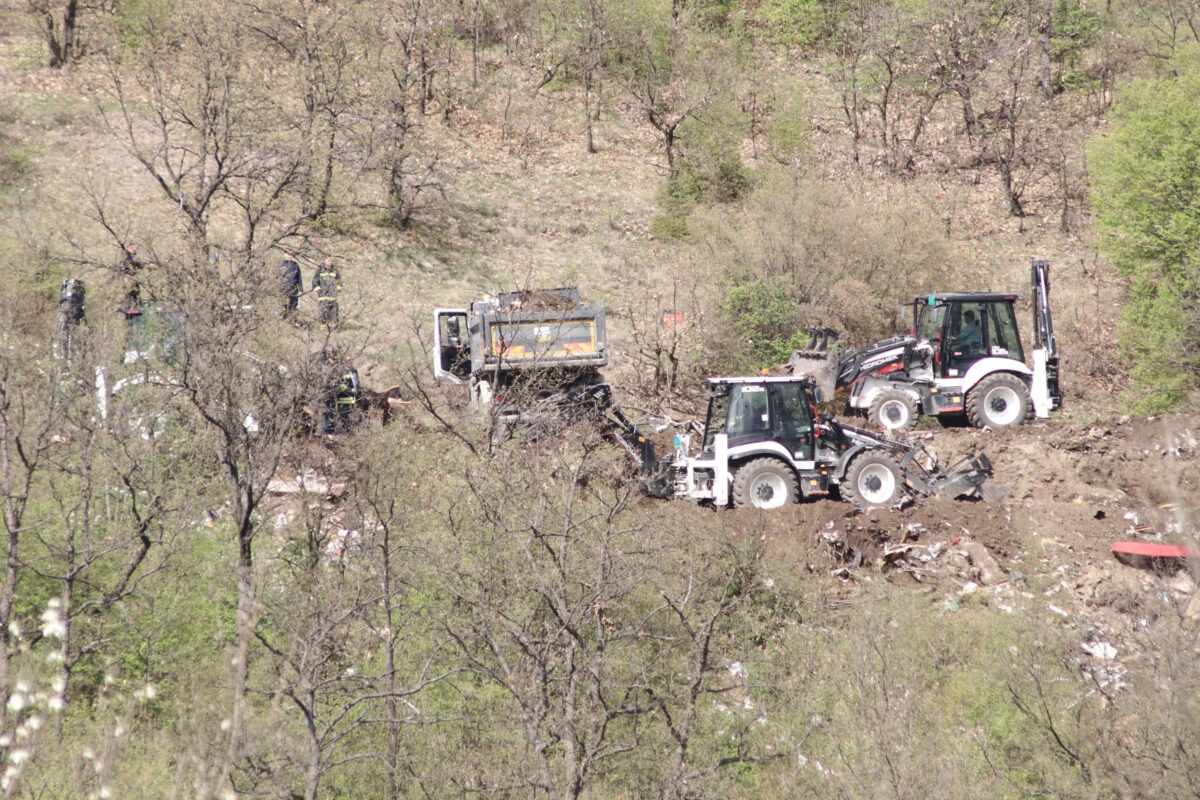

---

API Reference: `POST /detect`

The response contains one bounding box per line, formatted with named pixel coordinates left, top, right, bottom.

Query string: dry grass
left=0, top=12, right=1122, bottom=416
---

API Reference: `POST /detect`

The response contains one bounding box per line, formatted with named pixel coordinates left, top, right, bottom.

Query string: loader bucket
left=786, top=327, right=841, bottom=399
left=925, top=453, right=997, bottom=501
left=786, top=351, right=837, bottom=398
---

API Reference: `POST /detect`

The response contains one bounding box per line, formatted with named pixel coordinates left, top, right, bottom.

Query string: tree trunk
left=44, top=0, right=79, bottom=69
left=584, top=70, right=596, bottom=154
left=1040, top=0, right=1053, bottom=98
left=999, top=157, right=1023, bottom=217
left=0, top=504, right=18, bottom=734
left=303, top=687, right=321, bottom=800
left=212, top=516, right=259, bottom=796
left=381, top=529, right=401, bottom=800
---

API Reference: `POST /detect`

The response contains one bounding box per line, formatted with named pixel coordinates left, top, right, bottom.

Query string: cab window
left=701, top=393, right=730, bottom=452
left=772, top=382, right=812, bottom=438
left=726, top=385, right=770, bottom=437
left=984, top=302, right=1024, bottom=361
left=915, top=303, right=945, bottom=340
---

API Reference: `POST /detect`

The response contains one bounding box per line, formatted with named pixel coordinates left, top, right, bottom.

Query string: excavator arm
left=572, top=383, right=673, bottom=497
left=1031, top=259, right=1062, bottom=415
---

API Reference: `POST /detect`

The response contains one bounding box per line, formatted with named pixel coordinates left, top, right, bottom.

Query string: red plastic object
left=1112, top=541, right=1197, bottom=559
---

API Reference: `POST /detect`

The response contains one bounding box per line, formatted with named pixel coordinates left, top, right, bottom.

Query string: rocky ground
left=713, top=413, right=1200, bottom=670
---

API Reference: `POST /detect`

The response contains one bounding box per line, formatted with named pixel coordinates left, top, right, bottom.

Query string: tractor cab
left=913, top=292, right=1024, bottom=379
left=699, top=378, right=817, bottom=462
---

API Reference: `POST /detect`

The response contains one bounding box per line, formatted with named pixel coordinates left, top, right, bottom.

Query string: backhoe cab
left=671, top=377, right=994, bottom=510
left=789, top=259, right=1062, bottom=432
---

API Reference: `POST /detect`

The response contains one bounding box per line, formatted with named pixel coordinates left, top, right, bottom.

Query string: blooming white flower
left=9, top=749, right=29, bottom=766
left=46, top=696, right=64, bottom=712
left=6, top=694, right=26, bottom=713
left=40, top=601, right=66, bottom=640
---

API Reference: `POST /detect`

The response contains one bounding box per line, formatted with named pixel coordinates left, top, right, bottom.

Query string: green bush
left=697, top=167, right=954, bottom=372
left=754, top=0, right=827, bottom=48
left=1088, top=48, right=1200, bottom=411
left=719, top=276, right=810, bottom=370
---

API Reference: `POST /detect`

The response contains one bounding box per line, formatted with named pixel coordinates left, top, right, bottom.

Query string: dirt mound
left=500, top=288, right=585, bottom=312
left=731, top=414, right=1200, bottom=590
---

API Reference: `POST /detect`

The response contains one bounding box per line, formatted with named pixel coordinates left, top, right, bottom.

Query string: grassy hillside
left=0, top=1, right=1197, bottom=799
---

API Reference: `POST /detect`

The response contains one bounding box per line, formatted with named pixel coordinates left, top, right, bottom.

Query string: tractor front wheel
left=732, top=458, right=799, bottom=510
left=842, top=452, right=905, bottom=509
left=966, top=373, right=1031, bottom=429
left=868, top=389, right=918, bottom=432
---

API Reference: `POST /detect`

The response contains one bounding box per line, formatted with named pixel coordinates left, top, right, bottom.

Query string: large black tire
left=841, top=451, right=905, bottom=509
left=868, top=389, right=919, bottom=433
left=731, top=458, right=799, bottom=510
left=966, top=373, right=1031, bottom=430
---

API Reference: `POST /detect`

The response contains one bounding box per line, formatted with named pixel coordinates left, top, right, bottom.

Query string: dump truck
left=789, top=259, right=1061, bottom=432
left=433, top=288, right=608, bottom=423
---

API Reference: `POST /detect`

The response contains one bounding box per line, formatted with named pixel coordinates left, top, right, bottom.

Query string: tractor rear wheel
left=732, top=458, right=798, bottom=510
left=966, top=373, right=1031, bottom=429
left=842, top=452, right=905, bottom=509
left=868, top=389, right=918, bottom=432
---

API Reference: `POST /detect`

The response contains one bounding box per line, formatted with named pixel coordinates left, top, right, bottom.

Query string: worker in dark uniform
left=312, top=257, right=341, bottom=326
left=119, top=243, right=142, bottom=312
left=321, top=359, right=362, bottom=434
left=335, top=364, right=362, bottom=432
left=280, top=252, right=302, bottom=317
left=116, top=244, right=145, bottom=353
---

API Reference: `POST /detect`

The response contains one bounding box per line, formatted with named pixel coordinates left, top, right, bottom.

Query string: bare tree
left=648, top=534, right=802, bottom=800
left=26, top=0, right=109, bottom=68
left=437, top=453, right=657, bottom=800
left=369, top=0, right=447, bottom=229
left=1125, top=0, right=1200, bottom=62
left=618, top=2, right=723, bottom=172
left=100, top=245, right=324, bottom=796
left=0, top=325, right=71, bottom=741
left=429, top=437, right=800, bottom=799
left=239, top=438, right=460, bottom=800
left=98, top=0, right=356, bottom=254
left=33, top=331, right=179, bottom=709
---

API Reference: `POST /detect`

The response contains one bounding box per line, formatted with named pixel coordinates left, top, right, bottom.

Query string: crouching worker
left=322, top=362, right=362, bottom=435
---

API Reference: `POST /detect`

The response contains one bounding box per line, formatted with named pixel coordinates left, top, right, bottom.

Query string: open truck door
left=433, top=309, right=471, bottom=384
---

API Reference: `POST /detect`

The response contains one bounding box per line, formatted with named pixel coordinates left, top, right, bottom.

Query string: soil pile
left=719, top=414, right=1200, bottom=661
